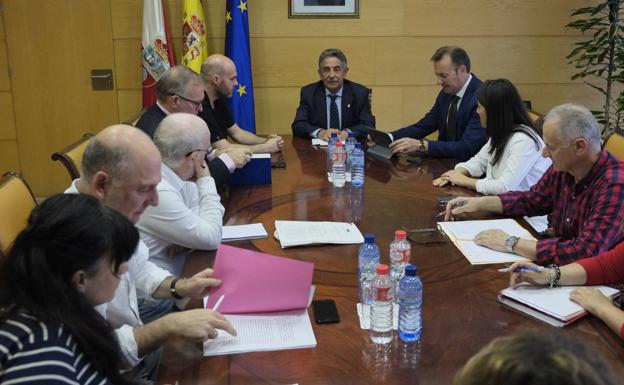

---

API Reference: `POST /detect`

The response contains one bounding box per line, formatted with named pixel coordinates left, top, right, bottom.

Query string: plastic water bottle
left=398, top=264, right=422, bottom=342
left=351, top=142, right=365, bottom=188
left=331, top=141, right=346, bottom=187
left=389, top=230, right=411, bottom=302
left=358, top=234, right=380, bottom=305
left=345, top=132, right=357, bottom=182
left=327, top=132, right=338, bottom=182
left=370, top=264, right=394, bottom=344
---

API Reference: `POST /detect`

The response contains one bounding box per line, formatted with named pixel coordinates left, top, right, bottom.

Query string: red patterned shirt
left=499, top=150, right=624, bottom=265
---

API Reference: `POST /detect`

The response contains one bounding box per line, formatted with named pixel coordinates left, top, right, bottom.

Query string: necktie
left=446, top=95, right=460, bottom=141
left=329, top=94, right=340, bottom=130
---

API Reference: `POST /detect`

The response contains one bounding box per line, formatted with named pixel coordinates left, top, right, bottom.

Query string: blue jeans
left=138, top=297, right=175, bottom=324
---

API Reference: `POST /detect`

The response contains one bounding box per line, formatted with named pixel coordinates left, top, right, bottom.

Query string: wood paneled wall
left=112, top=0, right=600, bottom=132
left=0, top=0, right=602, bottom=195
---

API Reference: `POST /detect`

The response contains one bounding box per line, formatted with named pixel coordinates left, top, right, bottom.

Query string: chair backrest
left=51, top=133, right=94, bottom=181
left=0, top=172, right=36, bottom=254
left=604, top=131, right=624, bottom=160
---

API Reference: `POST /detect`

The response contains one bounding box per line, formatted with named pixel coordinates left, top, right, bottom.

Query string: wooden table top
left=157, top=136, right=624, bottom=385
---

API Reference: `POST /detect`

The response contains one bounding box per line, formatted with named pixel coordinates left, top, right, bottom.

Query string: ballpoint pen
left=212, top=294, right=225, bottom=311
left=436, top=201, right=467, bottom=218
left=498, top=266, right=545, bottom=273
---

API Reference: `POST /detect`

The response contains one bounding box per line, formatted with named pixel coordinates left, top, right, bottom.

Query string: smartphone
left=312, top=299, right=340, bottom=324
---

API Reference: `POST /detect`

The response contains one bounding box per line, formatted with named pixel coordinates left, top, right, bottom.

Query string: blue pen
left=498, top=266, right=545, bottom=273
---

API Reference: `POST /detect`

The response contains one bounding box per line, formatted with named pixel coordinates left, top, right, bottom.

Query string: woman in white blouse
left=433, top=79, right=551, bottom=194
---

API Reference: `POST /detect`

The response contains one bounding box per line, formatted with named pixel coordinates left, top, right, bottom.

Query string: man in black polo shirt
left=199, top=54, right=284, bottom=153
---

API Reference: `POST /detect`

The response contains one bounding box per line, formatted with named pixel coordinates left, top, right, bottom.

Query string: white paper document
left=203, top=309, right=317, bottom=356
left=274, top=220, right=364, bottom=248
left=523, top=215, right=549, bottom=233
left=499, top=284, right=620, bottom=325
left=311, top=138, right=345, bottom=147
left=222, top=223, right=269, bottom=242
left=437, top=219, right=535, bottom=264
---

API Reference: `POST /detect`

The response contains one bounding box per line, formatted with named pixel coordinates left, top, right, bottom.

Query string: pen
left=498, top=266, right=545, bottom=273
left=436, top=201, right=467, bottom=218
left=212, top=294, right=225, bottom=312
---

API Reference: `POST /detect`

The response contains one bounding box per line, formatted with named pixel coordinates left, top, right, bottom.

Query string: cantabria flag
left=181, top=0, right=208, bottom=73
left=141, top=0, right=174, bottom=107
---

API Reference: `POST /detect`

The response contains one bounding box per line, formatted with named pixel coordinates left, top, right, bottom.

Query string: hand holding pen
left=506, top=261, right=551, bottom=287
left=443, top=197, right=475, bottom=221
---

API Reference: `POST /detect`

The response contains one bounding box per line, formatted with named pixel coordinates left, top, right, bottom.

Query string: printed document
left=275, top=220, right=364, bottom=248
left=222, top=223, right=269, bottom=242
left=438, top=219, right=534, bottom=264
left=203, top=309, right=317, bottom=356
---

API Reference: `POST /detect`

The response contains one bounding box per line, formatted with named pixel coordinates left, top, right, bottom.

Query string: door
left=3, top=0, right=119, bottom=195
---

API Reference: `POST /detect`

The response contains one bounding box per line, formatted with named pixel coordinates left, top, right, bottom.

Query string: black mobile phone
left=271, top=160, right=286, bottom=168
left=312, top=299, right=340, bottom=324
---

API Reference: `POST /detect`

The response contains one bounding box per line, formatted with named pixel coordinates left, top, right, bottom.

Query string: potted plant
left=566, top=1, right=624, bottom=137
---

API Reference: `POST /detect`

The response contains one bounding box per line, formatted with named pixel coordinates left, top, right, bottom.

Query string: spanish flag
left=182, top=0, right=208, bottom=73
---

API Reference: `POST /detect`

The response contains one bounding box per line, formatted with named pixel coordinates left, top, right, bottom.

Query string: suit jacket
left=391, top=75, right=486, bottom=161
left=291, top=79, right=375, bottom=139
left=135, top=105, right=230, bottom=190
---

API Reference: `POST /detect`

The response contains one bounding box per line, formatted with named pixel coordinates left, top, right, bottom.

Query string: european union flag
left=225, top=0, right=256, bottom=133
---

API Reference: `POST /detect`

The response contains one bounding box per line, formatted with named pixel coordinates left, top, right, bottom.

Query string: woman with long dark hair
left=0, top=194, right=138, bottom=384
left=433, top=79, right=551, bottom=194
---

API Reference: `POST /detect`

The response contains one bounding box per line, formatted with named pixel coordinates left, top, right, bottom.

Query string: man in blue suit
left=292, top=48, right=375, bottom=141
left=388, top=46, right=486, bottom=161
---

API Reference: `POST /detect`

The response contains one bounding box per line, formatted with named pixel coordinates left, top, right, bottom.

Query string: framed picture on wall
left=289, top=0, right=359, bottom=18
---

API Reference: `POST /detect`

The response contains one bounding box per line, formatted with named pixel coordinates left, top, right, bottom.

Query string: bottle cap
left=394, top=230, right=407, bottom=240
left=331, top=132, right=338, bottom=138
left=364, top=233, right=375, bottom=243
left=335, top=141, right=343, bottom=148
left=376, top=264, right=389, bottom=275
left=354, top=142, right=361, bottom=149
left=405, top=264, right=417, bottom=276
left=348, top=131, right=354, bottom=137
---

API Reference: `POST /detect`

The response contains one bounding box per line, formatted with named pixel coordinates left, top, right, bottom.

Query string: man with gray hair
left=137, top=113, right=224, bottom=323
left=66, top=124, right=236, bottom=382
left=136, top=65, right=251, bottom=191
left=444, top=103, right=624, bottom=265
left=292, top=48, right=375, bottom=141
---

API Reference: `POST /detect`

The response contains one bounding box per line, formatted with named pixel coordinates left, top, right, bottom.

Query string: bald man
left=199, top=54, right=284, bottom=153
left=137, top=113, right=224, bottom=323
left=66, top=125, right=235, bottom=382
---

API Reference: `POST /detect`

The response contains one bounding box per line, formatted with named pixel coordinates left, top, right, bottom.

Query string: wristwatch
left=417, top=140, right=427, bottom=153
left=505, top=236, right=519, bottom=254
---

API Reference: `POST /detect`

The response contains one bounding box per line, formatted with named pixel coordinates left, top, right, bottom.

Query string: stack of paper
left=203, top=245, right=317, bottom=356
left=274, top=220, right=364, bottom=248
left=222, top=223, right=269, bottom=242
left=437, top=219, right=534, bottom=264
left=499, top=283, right=620, bottom=327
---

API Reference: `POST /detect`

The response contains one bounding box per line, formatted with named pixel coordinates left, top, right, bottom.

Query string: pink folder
left=205, top=244, right=314, bottom=314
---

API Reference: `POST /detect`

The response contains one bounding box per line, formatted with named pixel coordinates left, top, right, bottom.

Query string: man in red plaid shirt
left=445, top=103, right=624, bottom=265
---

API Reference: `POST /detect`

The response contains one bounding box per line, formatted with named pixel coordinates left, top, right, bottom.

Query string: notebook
left=498, top=283, right=620, bottom=327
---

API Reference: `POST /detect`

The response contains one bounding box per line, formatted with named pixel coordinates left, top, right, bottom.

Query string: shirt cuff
left=115, top=324, right=141, bottom=368
left=218, top=154, right=236, bottom=173
left=311, top=128, right=321, bottom=138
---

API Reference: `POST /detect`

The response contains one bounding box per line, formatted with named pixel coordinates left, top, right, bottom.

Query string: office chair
left=0, top=171, right=36, bottom=254
left=604, top=131, right=624, bottom=160
left=51, top=133, right=94, bottom=181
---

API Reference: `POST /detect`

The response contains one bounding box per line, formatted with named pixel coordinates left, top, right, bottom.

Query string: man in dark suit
left=387, top=46, right=486, bottom=161
left=136, top=65, right=251, bottom=190
left=292, top=48, right=375, bottom=141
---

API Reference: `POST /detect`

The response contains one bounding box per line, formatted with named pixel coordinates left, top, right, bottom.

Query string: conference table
left=157, top=136, right=624, bottom=385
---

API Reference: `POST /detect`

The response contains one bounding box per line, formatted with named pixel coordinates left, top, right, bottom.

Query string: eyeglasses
left=172, top=93, right=203, bottom=109
left=185, top=147, right=213, bottom=157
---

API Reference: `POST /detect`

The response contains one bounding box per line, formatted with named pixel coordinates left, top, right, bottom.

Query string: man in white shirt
left=66, top=124, right=236, bottom=383
left=137, top=113, right=224, bottom=323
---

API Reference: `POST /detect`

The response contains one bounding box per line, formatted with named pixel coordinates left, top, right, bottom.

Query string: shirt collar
left=156, top=100, right=170, bottom=115
left=455, top=74, right=473, bottom=99
left=325, top=86, right=344, bottom=98
left=161, top=162, right=185, bottom=190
